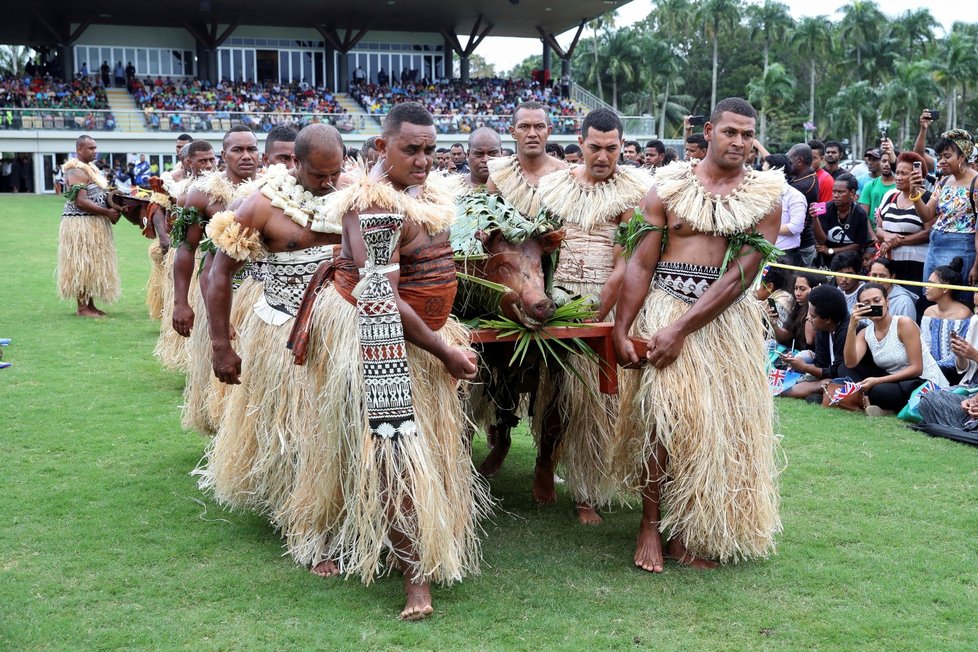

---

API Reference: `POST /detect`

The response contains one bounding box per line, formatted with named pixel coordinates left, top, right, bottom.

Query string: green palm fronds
left=721, top=230, right=785, bottom=290
left=617, top=209, right=669, bottom=257
left=452, top=190, right=558, bottom=255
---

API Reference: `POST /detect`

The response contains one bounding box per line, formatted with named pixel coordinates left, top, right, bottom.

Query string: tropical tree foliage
left=509, top=1, right=978, bottom=151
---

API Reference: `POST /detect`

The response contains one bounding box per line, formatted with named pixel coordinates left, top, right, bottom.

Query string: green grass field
left=2, top=194, right=977, bottom=651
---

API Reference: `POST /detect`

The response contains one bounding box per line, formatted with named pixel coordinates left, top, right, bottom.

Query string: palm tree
left=652, top=0, right=696, bottom=54
left=747, top=0, right=793, bottom=74
left=697, top=0, right=743, bottom=109
left=603, top=28, right=641, bottom=111
left=934, top=30, right=978, bottom=129
left=789, top=16, right=832, bottom=126
left=837, top=0, right=885, bottom=80
left=827, top=80, right=877, bottom=158
left=0, top=46, right=33, bottom=76
left=891, top=9, right=939, bottom=63
left=747, top=63, right=796, bottom=145
left=879, top=57, right=941, bottom=147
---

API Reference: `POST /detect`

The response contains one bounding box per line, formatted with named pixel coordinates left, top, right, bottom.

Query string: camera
left=688, top=115, right=706, bottom=127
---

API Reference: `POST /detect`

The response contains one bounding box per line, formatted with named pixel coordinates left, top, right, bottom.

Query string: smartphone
left=913, top=161, right=922, bottom=171
left=767, top=297, right=779, bottom=311
left=688, top=115, right=706, bottom=127
left=929, top=108, right=941, bottom=122
left=867, top=305, right=883, bottom=317
left=812, top=201, right=827, bottom=216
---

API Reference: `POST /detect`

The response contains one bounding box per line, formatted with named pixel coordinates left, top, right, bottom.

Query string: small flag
left=830, top=381, right=863, bottom=406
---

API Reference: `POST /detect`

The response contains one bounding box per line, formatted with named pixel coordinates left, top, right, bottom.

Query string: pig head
left=475, top=228, right=565, bottom=330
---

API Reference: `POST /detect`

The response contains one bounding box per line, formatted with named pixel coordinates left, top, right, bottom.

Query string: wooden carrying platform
left=469, top=322, right=621, bottom=395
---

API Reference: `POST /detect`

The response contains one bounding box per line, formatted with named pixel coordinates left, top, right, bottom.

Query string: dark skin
left=65, top=137, right=120, bottom=317
left=465, top=132, right=502, bottom=187
left=534, top=127, right=632, bottom=524
left=172, top=133, right=257, bottom=337
left=875, top=160, right=932, bottom=258
left=813, top=179, right=862, bottom=257
left=347, top=122, right=477, bottom=620
left=613, top=110, right=781, bottom=572
left=263, top=140, right=295, bottom=168
left=486, top=108, right=567, bottom=192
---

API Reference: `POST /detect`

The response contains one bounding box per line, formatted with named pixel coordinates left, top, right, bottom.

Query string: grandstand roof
left=10, top=0, right=636, bottom=47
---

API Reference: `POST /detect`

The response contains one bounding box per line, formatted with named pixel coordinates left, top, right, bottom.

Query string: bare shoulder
left=545, top=155, right=570, bottom=173
left=64, top=168, right=88, bottom=185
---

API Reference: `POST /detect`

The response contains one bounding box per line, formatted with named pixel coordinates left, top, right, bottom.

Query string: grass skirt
left=145, top=241, right=165, bottom=320
left=181, top=275, right=261, bottom=436
left=279, top=287, right=492, bottom=584
left=56, top=215, right=120, bottom=304
left=197, top=294, right=315, bottom=525
left=533, top=280, right=619, bottom=506
left=614, top=288, right=782, bottom=562
left=153, top=250, right=199, bottom=372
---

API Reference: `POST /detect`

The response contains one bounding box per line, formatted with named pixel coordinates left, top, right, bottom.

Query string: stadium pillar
left=325, top=44, right=336, bottom=92
left=196, top=41, right=218, bottom=85
left=460, top=57, right=470, bottom=83
left=542, top=41, right=551, bottom=86
left=338, top=54, right=349, bottom=93
left=58, top=45, right=73, bottom=81
left=443, top=37, right=453, bottom=79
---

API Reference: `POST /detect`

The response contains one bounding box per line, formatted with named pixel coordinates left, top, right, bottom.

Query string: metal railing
left=0, top=107, right=661, bottom=137
left=570, top=82, right=615, bottom=113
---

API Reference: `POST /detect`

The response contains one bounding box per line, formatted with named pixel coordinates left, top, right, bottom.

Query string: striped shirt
left=877, top=189, right=930, bottom=263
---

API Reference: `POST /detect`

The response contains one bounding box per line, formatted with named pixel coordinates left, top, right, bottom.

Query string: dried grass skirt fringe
left=614, top=288, right=783, bottom=562
left=56, top=215, right=120, bottom=304
left=197, top=297, right=315, bottom=526
left=154, top=249, right=200, bottom=372
left=279, top=287, right=492, bottom=584
left=181, top=275, right=261, bottom=436
left=145, top=240, right=165, bottom=320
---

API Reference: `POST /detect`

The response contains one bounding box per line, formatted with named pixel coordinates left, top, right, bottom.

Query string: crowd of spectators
left=127, top=77, right=350, bottom=133
left=0, top=74, right=115, bottom=130
left=350, top=78, right=583, bottom=135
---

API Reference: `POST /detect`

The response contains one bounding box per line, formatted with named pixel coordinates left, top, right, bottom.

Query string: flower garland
left=259, top=164, right=339, bottom=234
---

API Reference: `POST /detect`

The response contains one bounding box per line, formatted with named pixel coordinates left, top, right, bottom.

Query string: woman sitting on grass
left=918, top=303, right=978, bottom=429
left=780, top=285, right=849, bottom=402
left=921, top=257, right=974, bottom=383
left=842, top=283, right=948, bottom=416
left=758, top=265, right=794, bottom=340
left=770, top=271, right=825, bottom=353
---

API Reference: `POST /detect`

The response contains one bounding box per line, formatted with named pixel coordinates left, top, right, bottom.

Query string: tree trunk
left=857, top=113, right=864, bottom=159
left=592, top=28, right=604, bottom=104
left=760, top=108, right=767, bottom=146
left=711, top=35, right=718, bottom=109
left=809, top=64, right=816, bottom=123
left=659, top=80, right=670, bottom=137
left=763, top=42, right=769, bottom=73
left=611, top=74, right=618, bottom=111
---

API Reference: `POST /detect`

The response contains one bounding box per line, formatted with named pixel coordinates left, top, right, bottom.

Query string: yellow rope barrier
left=768, top=262, right=978, bottom=294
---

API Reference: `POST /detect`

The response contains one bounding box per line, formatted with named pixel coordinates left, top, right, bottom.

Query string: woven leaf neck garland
left=62, top=158, right=108, bottom=189
left=259, top=164, right=340, bottom=234
left=652, top=161, right=784, bottom=236
left=487, top=155, right=546, bottom=218
left=537, top=167, right=652, bottom=231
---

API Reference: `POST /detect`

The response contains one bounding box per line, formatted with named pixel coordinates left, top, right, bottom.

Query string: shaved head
left=294, top=123, right=344, bottom=163
left=468, top=127, right=501, bottom=150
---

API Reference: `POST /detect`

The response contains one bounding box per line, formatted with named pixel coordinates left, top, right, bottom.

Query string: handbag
left=821, top=378, right=865, bottom=411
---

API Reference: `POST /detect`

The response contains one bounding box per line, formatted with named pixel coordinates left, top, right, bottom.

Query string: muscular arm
left=151, top=206, right=171, bottom=252
left=66, top=169, right=116, bottom=219
left=612, top=191, right=666, bottom=366
left=171, top=190, right=210, bottom=336
left=645, top=204, right=781, bottom=368
left=208, top=196, right=268, bottom=384
left=598, top=212, right=630, bottom=320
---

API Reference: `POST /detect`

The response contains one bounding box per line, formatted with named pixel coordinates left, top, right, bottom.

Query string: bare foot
left=76, top=306, right=104, bottom=318
left=667, top=538, right=719, bottom=570
left=87, top=300, right=107, bottom=316
left=478, top=439, right=510, bottom=478
left=576, top=503, right=603, bottom=525
left=400, top=572, right=433, bottom=621
left=532, top=459, right=557, bottom=504
left=634, top=520, right=664, bottom=573
left=310, top=560, right=339, bottom=578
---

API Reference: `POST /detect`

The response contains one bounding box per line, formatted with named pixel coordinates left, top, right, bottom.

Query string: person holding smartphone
left=920, top=257, right=975, bottom=383
left=841, top=283, right=948, bottom=415
left=875, top=152, right=932, bottom=293
left=812, top=173, right=873, bottom=266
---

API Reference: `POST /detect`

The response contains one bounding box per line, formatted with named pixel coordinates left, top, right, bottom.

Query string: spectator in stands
left=920, top=257, right=974, bottom=383
left=133, top=154, right=150, bottom=186
left=913, top=129, right=978, bottom=287
left=771, top=270, right=826, bottom=352
left=80, top=62, right=89, bottom=77
left=684, top=134, right=707, bottom=161
left=622, top=140, right=643, bottom=166
left=823, top=140, right=845, bottom=179
left=858, top=138, right=897, bottom=229
left=434, top=148, right=451, bottom=172
left=809, top=140, right=834, bottom=201
left=762, top=153, right=806, bottom=266
left=842, top=282, right=948, bottom=415
left=450, top=143, right=469, bottom=173
left=125, top=62, right=135, bottom=81
left=780, top=285, right=850, bottom=401
left=831, top=250, right=864, bottom=313
left=100, top=62, right=110, bottom=88
left=644, top=139, right=665, bottom=169
left=564, top=143, right=582, bottom=165
left=814, top=173, right=873, bottom=267
left=113, top=62, right=125, bottom=87
left=875, top=151, right=931, bottom=293
left=867, top=257, right=918, bottom=320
